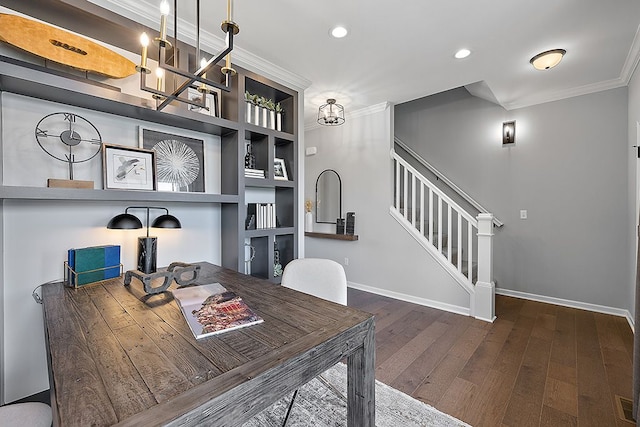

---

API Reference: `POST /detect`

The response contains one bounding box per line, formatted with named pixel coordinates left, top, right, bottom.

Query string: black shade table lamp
left=107, top=206, right=181, bottom=274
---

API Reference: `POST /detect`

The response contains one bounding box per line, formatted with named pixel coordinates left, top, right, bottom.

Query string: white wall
left=395, top=87, right=630, bottom=312
left=304, top=104, right=470, bottom=313
left=1, top=95, right=222, bottom=403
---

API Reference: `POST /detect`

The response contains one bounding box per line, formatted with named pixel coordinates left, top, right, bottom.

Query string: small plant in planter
left=275, top=103, right=284, bottom=131
left=244, top=91, right=256, bottom=123
left=264, top=99, right=276, bottom=130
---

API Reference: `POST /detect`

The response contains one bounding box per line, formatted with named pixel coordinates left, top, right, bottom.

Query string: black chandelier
left=136, top=0, right=239, bottom=111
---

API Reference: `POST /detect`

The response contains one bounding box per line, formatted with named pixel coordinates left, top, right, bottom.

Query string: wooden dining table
left=40, top=261, right=375, bottom=426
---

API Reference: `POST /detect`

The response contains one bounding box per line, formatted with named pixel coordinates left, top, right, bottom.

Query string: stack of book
left=246, top=203, right=277, bottom=229
left=67, top=245, right=121, bottom=287
left=244, top=168, right=265, bottom=179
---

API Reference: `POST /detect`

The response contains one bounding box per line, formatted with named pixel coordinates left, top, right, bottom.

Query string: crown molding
left=501, top=77, right=627, bottom=111
left=349, top=101, right=390, bottom=118
left=88, top=0, right=310, bottom=92
left=621, top=23, right=640, bottom=85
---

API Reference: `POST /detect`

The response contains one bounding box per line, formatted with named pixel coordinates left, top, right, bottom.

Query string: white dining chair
left=280, top=257, right=348, bottom=426
left=0, top=402, right=52, bottom=427
left=280, top=258, right=347, bottom=305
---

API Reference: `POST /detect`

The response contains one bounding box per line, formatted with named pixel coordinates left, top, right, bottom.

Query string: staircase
left=390, top=141, right=497, bottom=321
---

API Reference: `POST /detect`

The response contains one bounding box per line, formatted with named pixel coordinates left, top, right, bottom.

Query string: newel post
left=473, top=213, right=496, bottom=322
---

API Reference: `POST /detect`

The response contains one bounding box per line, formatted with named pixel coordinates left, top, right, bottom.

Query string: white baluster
left=467, top=222, right=473, bottom=283
left=428, top=188, right=433, bottom=244
left=411, top=174, right=416, bottom=227
left=457, top=214, right=462, bottom=271
left=420, top=183, right=425, bottom=235
left=395, top=159, right=400, bottom=210
left=447, top=204, right=452, bottom=261
left=403, top=167, right=408, bottom=220
left=438, top=197, right=443, bottom=252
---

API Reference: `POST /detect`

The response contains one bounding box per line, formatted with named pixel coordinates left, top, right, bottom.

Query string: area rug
left=243, top=363, right=471, bottom=427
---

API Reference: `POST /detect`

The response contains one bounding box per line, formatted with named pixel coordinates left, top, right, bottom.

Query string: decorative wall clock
left=35, top=112, right=102, bottom=188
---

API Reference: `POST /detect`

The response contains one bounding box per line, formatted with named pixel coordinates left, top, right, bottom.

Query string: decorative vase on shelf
left=305, top=211, right=313, bottom=232
left=261, top=107, right=268, bottom=129
left=253, top=104, right=260, bottom=126
left=275, top=103, right=283, bottom=131
left=273, top=241, right=283, bottom=277
left=244, top=144, right=256, bottom=169
left=269, top=110, right=276, bottom=130
left=245, top=101, right=252, bottom=124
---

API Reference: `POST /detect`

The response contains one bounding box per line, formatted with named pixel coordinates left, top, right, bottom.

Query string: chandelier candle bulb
left=156, top=67, right=164, bottom=91
left=200, top=58, right=207, bottom=91
left=140, top=32, right=149, bottom=68
left=159, top=0, right=170, bottom=42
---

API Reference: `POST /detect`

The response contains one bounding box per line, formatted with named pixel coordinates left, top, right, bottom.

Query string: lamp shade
left=151, top=214, right=182, bottom=229
left=107, top=213, right=143, bottom=229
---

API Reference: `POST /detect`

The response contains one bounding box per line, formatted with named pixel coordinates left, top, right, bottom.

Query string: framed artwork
left=103, top=143, right=156, bottom=190
left=187, top=87, right=221, bottom=118
left=274, top=158, right=288, bottom=180
left=139, top=128, right=205, bottom=192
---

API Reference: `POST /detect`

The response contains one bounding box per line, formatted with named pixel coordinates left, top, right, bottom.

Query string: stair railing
left=394, top=136, right=503, bottom=227
left=391, top=148, right=495, bottom=321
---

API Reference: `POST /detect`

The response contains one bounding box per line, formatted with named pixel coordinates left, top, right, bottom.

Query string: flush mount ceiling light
left=330, top=26, right=348, bottom=38
left=529, top=49, right=566, bottom=70
left=318, top=99, right=345, bottom=126
left=454, top=49, right=471, bottom=59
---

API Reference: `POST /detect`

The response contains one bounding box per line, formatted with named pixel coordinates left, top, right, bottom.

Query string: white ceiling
left=92, top=0, right=640, bottom=127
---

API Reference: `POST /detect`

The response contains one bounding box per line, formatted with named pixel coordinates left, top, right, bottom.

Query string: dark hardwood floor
left=347, top=288, right=635, bottom=427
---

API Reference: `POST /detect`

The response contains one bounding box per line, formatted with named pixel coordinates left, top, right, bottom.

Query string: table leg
left=347, top=318, right=375, bottom=426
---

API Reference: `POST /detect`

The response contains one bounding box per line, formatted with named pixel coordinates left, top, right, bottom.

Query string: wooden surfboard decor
left=0, top=13, right=137, bottom=79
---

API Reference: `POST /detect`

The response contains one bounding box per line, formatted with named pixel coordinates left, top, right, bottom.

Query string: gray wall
left=395, top=87, right=630, bottom=311
left=304, top=105, right=470, bottom=313
left=1, top=94, right=223, bottom=403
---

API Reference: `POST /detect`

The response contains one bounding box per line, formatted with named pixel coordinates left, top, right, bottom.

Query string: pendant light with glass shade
left=317, top=99, right=345, bottom=126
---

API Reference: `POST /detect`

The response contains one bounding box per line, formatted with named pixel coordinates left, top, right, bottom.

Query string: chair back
left=281, top=258, right=347, bottom=305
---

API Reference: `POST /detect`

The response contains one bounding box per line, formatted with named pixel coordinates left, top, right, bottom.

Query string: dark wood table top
left=41, top=262, right=375, bottom=426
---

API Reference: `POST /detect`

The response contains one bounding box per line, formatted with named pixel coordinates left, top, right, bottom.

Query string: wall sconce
left=107, top=206, right=181, bottom=274
left=503, top=121, right=516, bottom=145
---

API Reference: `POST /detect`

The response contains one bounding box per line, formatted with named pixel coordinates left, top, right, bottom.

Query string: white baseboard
left=348, top=281, right=635, bottom=333
left=496, top=288, right=635, bottom=333
left=347, top=281, right=470, bottom=317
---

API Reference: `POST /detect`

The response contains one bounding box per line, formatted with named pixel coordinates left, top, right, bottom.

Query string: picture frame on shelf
left=274, top=158, right=288, bottom=180
left=139, top=127, right=205, bottom=192
left=187, top=87, right=221, bottom=118
left=103, top=143, right=156, bottom=191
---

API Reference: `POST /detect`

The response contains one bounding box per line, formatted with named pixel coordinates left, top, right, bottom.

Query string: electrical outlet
left=344, top=257, right=349, bottom=266
left=520, top=210, right=528, bottom=220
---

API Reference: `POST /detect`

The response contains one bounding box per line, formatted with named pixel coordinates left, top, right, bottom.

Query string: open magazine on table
left=172, top=283, right=263, bottom=339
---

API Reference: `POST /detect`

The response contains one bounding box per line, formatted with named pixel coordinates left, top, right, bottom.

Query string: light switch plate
left=520, top=210, right=528, bottom=219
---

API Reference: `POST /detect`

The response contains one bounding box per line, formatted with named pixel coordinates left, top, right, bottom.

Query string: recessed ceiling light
left=530, top=49, right=566, bottom=70
left=455, top=49, right=471, bottom=59
left=330, top=26, right=348, bottom=38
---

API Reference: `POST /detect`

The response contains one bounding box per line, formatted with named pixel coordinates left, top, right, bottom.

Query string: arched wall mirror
left=315, top=169, right=342, bottom=223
